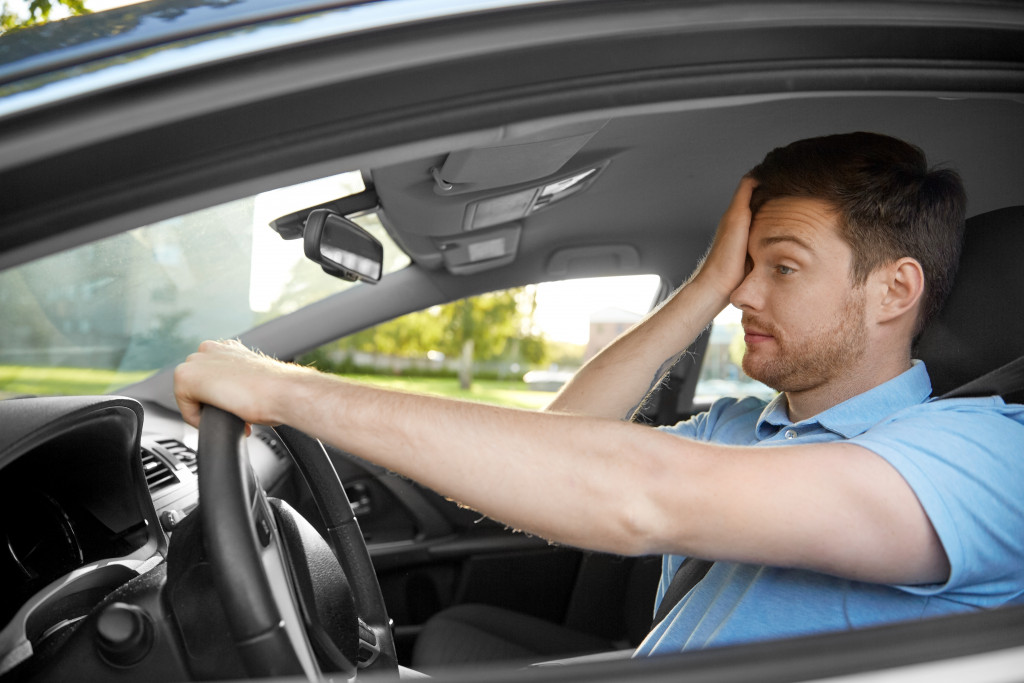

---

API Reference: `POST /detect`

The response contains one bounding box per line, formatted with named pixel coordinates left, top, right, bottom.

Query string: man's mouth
left=744, top=330, right=773, bottom=344
left=742, top=318, right=776, bottom=344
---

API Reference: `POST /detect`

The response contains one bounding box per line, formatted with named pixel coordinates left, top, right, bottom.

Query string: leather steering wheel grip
left=198, top=406, right=308, bottom=677
left=196, top=405, right=398, bottom=677
left=273, top=424, right=398, bottom=673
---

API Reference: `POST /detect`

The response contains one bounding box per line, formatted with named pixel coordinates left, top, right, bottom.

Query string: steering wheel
left=197, top=405, right=398, bottom=678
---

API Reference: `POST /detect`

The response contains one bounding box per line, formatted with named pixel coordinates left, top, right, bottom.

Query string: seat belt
left=938, top=355, right=1024, bottom=402
left=651, top=558, right=713, bottom=627
left=651, top=354, right=1024, bottom=628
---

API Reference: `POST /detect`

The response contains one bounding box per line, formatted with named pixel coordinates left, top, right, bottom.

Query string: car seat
left=915, top=205, right=1024, bottom=398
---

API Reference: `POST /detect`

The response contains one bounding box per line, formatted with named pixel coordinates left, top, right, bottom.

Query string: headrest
left=916, top=206, right=1024, bottom=397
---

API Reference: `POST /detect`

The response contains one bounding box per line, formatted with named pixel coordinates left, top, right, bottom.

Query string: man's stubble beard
left=741, top=290, right=868, bottom=394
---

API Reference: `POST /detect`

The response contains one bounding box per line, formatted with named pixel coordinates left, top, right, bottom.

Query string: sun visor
left=432, top=121, right=606, bottom=195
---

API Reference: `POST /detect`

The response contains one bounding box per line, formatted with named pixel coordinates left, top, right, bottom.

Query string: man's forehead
left=749, top=196, right=843, bottom=251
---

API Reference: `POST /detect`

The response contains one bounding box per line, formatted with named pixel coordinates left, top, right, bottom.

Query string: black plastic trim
left=444, top=605, right=1024, bottom=683
left=270, top=188, right=380, bottom=240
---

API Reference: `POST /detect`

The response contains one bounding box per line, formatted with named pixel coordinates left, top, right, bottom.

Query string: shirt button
left=784, top=429, right=797, bottom=439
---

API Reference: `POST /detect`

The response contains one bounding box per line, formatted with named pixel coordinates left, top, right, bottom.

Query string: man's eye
left=776, top=265, right=795, bottom=275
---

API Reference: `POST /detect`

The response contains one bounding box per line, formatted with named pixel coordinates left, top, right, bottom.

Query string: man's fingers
left=720, top=176, right=758, bottom=228
left=689, top=176, right=761, bottom=300
left=728, top=176, right=758, bottom=211
left=172, top=338, right=298, bottom=429
left=173, top=361, right=203, bottom=428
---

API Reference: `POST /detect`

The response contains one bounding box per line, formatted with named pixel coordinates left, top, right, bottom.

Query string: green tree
left=320, top=287, right=549, bottom=389
left=432, top=288, right=552, bottom=389
left=341, top=308, right=444, bottom=358
left=438, top=292, right=518, bottom=389
left=2, top=0, right=90, bottom=33
left=728, top=326, right=746, bottom=369
left=544, top=339, right=586, bottom=367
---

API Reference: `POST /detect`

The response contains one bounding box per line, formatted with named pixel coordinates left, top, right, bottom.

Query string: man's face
left=730, top=196, right=869, bottom=394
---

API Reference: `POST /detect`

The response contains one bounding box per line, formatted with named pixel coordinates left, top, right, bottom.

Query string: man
left=174, top=133, right=1024, bottom=657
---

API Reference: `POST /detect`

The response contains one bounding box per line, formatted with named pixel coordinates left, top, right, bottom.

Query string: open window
left=297, top=274, right=662, bottom=406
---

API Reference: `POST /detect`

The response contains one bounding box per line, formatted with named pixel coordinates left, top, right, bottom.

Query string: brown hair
left=748, top=132, right=966, bottom=336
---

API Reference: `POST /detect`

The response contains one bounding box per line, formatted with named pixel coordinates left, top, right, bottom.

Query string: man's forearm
left=273, top=369, right=701, bottom=555
left=546, top=178, right=756, bottom=421
left=174, top=340, right=694, bottom=555
left=545, top=275, right=729, bottom=420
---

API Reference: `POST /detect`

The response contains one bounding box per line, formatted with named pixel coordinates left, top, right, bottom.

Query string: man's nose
left=729, top=269, right=761, bottom=311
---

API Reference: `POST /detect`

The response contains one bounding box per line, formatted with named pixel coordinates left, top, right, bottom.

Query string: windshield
left=0, top=171, right=409, bottom=398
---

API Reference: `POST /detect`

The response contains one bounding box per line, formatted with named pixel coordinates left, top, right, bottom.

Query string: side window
left=695, top=306, right=776, bottom=404
left=298, top=275, right=662, bottom=408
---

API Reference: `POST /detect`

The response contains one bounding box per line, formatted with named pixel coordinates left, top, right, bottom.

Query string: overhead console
left=427, top=120, right=605, bottom=196
left=459, top=162, right=607, bottom=232
left=370, top=119, right=612, bottom=275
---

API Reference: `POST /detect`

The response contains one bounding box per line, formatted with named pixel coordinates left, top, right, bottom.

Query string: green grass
left=0, top=365, right=154, bottom=397
left=342, top=374, right=556, bottom=410
left=0, top=366, right=556, bottom=410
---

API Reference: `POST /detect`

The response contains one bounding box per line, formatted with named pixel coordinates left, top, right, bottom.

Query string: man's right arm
left=545, top=177, right=756, bottom=420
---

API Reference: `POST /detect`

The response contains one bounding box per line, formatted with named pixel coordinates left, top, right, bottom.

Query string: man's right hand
left=691, top=176, right=757, bottom=301
left=546, top=176, right=758, bottom=420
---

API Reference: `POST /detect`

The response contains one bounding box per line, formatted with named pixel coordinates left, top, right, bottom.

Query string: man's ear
left=874, top=257, right=925, bottom=325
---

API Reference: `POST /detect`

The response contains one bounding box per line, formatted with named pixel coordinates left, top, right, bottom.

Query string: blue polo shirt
left=635, top=361, right=1024, bottom=656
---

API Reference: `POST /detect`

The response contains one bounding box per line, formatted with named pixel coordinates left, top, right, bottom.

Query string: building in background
left=584, top=307, right=643, bottom=361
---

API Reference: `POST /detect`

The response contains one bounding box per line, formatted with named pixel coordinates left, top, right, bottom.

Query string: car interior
left=2, top=1, right=1024, bottom=680
left=9, top=98, right=1020, bottom=678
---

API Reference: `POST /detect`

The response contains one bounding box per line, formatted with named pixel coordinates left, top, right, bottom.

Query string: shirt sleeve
left=850, top=397, right=1024, bottom=605
left=658, top=395, right=766, bottom=443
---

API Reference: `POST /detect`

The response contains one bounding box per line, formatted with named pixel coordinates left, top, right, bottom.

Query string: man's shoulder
left=851, top=395, right=1024, bottom=600
left=885, top=394, right=1024, bottom=428
left=851, top=394, right=1024, bottom=476
left=853, top=394, right=1024, bottom=457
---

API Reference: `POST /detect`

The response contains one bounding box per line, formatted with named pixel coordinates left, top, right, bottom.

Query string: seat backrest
left=915, top=206, right=1024, bottom=397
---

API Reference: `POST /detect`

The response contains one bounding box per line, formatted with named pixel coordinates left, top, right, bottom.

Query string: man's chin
left=742, top=357, right=787, bottom=393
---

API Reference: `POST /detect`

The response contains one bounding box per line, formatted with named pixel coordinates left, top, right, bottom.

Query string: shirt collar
left=754, top=360, right=933, bottom=440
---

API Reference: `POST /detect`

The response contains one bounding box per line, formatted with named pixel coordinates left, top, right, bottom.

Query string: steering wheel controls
left=256, top=509, right=274, bottom=547
left=159, top=509, right=183, bottom=532
left=357, top=619, right=380, bottom=668
left=94, top=602, right=154, bottom=667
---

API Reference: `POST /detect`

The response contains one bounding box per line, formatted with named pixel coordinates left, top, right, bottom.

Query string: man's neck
left=783, top=356, right=914, bottom=423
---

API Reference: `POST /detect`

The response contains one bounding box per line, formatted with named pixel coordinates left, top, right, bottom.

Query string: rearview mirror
left=303, top=209, right=383, bottom=284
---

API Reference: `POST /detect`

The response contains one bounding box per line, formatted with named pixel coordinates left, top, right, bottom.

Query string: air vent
left=254, top=429, right=289, bottom=460
left=140, top=448, right=177, bottom=492
left=155, top=438, right=198, bottom=475
left=139, top=437, right=198, bottom=493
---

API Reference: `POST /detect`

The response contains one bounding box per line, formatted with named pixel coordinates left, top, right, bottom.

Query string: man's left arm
left=175, top=341, right=954, bottom=586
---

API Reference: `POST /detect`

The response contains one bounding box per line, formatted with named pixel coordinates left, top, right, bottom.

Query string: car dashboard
left=0, top=395, right=291, bottom=678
